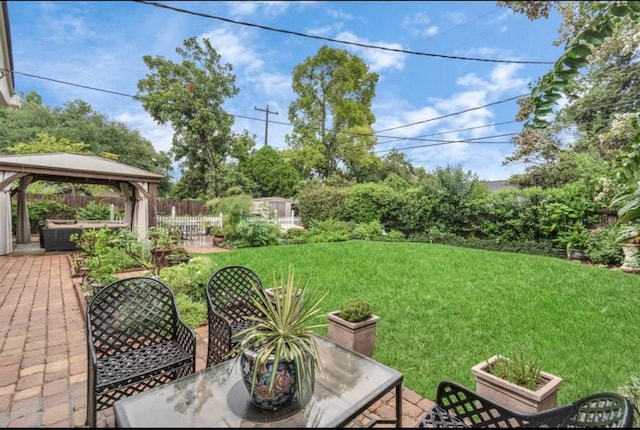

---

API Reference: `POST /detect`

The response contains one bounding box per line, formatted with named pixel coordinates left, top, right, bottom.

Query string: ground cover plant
left=201, top=240, right=640, bottom=407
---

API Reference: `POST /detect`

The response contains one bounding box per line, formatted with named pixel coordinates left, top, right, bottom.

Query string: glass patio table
left=114, top=334, right=403, bottom=427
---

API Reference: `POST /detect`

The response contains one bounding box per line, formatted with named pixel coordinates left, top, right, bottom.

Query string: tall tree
left=500, top=1, right=640, bottom=187
left=136, top=37, right=240, bottom=197
left=0, top=93, right=172, bottom=194
left=286, top=45, right=379, bottom=180
left=239, top=145, right=300, bottom=197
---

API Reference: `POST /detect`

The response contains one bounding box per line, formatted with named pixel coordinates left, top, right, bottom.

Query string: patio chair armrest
left=175, top=317, right=197, bottom=358
left=567, top=392, right=634, bottom=427
left=206, top=308, right=233, bottom=367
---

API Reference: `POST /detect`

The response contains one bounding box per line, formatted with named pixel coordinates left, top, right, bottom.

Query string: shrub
left=21, top=198, right=75, bottom=233
left=235, top=218, right=281, bottom=248
left=297, top=185, right=348, bottom=224
left=76, top=201, right=123, bottom=220
left=586, top=226, right=624, bottom=266
left=174, top=293, right=207, bottom=329
left=344, top=182, right=400, bottom=225
left=339, top=299, right=374, bottom=323
left=488, top=353, right=542, bottom=391
left=385, top=229, right=405, bottom=241
left=159, top=256, right=216, bottom=303
left=351, top=220, right=383, bottom=240
left=280, top=227, right=308, bottom=244
left=306, top=219, right=352, bottom=243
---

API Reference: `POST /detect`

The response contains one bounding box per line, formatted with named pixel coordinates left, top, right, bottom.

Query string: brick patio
left=0, top=250, right=434, bottom=427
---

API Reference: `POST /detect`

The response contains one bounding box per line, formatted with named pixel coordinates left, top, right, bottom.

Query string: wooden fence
left=25, top=194, right=208, bottom=216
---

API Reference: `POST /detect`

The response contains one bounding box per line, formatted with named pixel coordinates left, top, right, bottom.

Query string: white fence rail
left=155, top=214, right=303, bottom=237
left=156, top=215, right=222, bottom=238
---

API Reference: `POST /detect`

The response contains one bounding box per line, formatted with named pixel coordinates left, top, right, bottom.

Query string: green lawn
left=201, top=240, right=640, bottom=405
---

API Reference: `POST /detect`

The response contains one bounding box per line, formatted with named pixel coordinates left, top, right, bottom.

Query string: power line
left=374, top=134, right=518, bottom=154
left=10, top=67, right=636, bottom=154
left=5, top=67, right=527, bottom=144
left=374, top=95, right=526, bottom=134
left=254, top=105, right=278, bottom=146
left=133, top=0, right=555, bottom=65
left=374, top=120, right=518, bottom=145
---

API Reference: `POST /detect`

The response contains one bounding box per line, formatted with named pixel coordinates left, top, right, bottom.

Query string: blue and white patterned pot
left=240, top=348, right=297, bottom=410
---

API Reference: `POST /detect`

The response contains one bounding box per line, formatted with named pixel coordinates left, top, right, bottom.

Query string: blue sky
left=7, top=1, right=565, bottom=181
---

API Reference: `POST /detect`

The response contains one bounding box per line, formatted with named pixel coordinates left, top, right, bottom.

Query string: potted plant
left=230, top=266, right=328, bottom=410
left=327, top=298, right=379, bottom=358
left=148, top=226, right=177, bottom=267
left=471, top=353, right=563, bottom=414
left=167, top=246, right=191, bottom=266
left=556, top=223, right=589, bottom=261
left=210, top=226, right=226, bottom=247
left=611, top=124, right=640, bottom=272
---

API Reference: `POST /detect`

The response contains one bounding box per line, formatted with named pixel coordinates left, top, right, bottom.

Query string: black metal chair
left=205, top=265, right=264, bottom=368
left=86, top=277, right=196, bottom=427
left=416, top=381, right=633, bottom=428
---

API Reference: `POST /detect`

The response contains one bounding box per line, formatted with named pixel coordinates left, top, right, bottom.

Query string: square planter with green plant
left=471, top=353, right=563, bottom=413
left=327, top=298, right=379, bottom=358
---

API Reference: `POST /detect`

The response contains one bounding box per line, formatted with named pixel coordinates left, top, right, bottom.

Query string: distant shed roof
left=0, top=153, right=163, bottom=183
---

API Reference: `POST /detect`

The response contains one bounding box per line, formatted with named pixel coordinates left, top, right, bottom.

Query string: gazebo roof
left=0, top=153, right=164, bottom=184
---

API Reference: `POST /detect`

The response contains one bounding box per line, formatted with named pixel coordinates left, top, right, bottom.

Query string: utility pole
left=254, top=105, right=278, bottom=146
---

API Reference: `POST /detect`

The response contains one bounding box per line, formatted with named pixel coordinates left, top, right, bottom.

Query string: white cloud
left=423, top=26, right=439, bottom=37
left=446, top=12, right=467, bottom=25
left=403, top=12, right=439, bottom=38
left=247, top=72, right=292, bottom=98
left=325, top=7, right=353, bottom=20
left=200, top=28, right=264, bottom=73
left=115, top=110, right=175, bottom=154
left=456, top=64, right=528, bottom=94
left=225, top=1, right=293, bottom=17
left=335, top=31, right=406, bottom=72
left=373, top=62, right=532, bottom=179
left=307, top=23, right=344, bottom=36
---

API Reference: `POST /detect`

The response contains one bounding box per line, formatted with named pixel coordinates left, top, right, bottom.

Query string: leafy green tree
left=0, top=94, right=173, bottom=195
left=286, top=45, right=379, bottom=180
left=7, top=132, right=91, bottom=155
left=504, top=1, right=640, bottom=128
left=423, top=165, right=488, bottom=235
left=6, top=133, right=95, bottom=195
left=501, top=1, right=640, bottom=189
left=137, top=37, right=241, bottom=197
left=240, top=146, right=300, bottom=197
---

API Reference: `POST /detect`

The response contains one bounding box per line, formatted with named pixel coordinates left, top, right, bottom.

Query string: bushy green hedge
left=76, top=201, right=124, bottom=220
left=297, top=185, right=348, bottom=223
left=234, top=218, right=281, bottom=248
left=344, top=183, right=401, bottom=227
left=159, top=256, right=217, bottom=303
left=13, top=198, right=76, bottom=233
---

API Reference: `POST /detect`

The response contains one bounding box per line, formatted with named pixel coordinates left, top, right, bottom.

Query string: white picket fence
left=156, top=215, right=222, bottom=238
left=155, top=214, right=303, bottom=238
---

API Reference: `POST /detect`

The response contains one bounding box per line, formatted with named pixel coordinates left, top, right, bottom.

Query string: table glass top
left=114, top=334, right=402, bottom=427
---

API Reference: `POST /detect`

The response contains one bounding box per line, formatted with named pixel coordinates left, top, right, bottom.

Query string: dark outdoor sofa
left=40, top=219, right=128, bottom=251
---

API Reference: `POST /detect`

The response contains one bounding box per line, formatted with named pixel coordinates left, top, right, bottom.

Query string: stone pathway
left=0, top=250, right=434, bottom=427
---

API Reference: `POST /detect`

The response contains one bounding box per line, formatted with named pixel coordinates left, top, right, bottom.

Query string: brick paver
left=0, top=250, right=434, bottom=427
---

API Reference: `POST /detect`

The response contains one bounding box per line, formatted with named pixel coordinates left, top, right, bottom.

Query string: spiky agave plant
left=231, top=265, right=328, bottom=404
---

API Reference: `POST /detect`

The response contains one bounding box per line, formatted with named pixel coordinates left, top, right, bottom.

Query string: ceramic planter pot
left=566, top=248, right=587, bottom=261
left=240, top=348, right=298, bottom=410
left=327, top=311, right=379, bottom=358
left=471, top=355, right=563, bottom=413
left=620, top=243, right=640, bottom=273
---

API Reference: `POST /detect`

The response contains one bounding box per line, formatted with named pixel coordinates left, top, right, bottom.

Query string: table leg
left=395, top=382, right=403, bottom=428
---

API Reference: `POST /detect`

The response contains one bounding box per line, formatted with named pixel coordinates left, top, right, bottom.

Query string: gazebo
left=0, top=153, right=163, bottom=255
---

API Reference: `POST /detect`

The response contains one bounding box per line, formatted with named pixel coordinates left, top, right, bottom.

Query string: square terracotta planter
left=327, top=311, right=379, bottom=358
left=471, top=355, right=563, bottom=413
